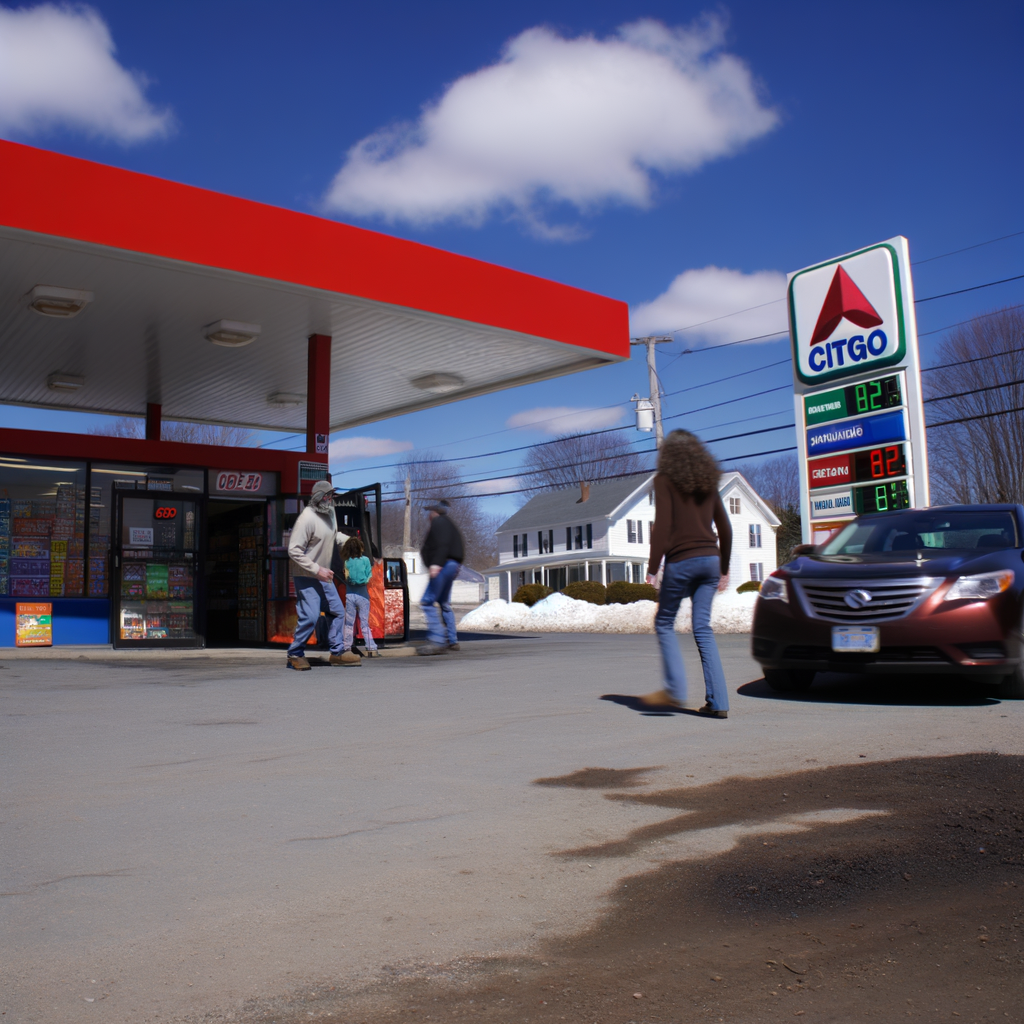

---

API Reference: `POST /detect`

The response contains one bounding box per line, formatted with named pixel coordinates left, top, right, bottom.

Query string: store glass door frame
left=111, top=492, right=204, bottom=649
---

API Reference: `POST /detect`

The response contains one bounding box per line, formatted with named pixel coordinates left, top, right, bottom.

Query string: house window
left=574, top=525, right=583, bottom=550
left=649, top=490, right=654, bottom=505
left=586, top=523, right=592, bottom=549
left=538, top=529, right=553, bottom=554
left=521, top=533, right=529, bottom=557
left=750, top=562, right=764, bottom=582
left=548, top=529, right=553, bottom=553
left=729, top=497, right=741, bottom=514
left=749, top=523, right=762, bottom=548
left=627, top=519, right=636, bottom=543
left=513, top=534, right=518, bottom=558
left=566, top=526, right=572, bottom=551
left=637, top=520, right=643, bottom=544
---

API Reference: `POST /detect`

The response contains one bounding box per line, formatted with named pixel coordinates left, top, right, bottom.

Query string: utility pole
left=630, top=336, right=672, bottom=447
left=402, top=473, right=412, bottom=551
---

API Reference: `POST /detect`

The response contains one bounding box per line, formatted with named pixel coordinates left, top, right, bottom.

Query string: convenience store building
left=0, top=141, right=628, bottom=648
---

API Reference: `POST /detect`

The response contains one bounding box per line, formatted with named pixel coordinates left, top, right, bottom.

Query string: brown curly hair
left=657, top=430, right=720, bottom=500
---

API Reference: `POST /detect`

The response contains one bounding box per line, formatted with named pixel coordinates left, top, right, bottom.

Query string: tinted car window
left=821, top=511, right=1019, bottom=556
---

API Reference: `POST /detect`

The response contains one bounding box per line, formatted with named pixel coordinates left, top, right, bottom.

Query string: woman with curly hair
left=641, top=430, right=732, bottom=718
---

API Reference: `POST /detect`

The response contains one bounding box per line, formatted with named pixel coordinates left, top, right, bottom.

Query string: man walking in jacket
left=417, top=499, right=464, bottom=655
left=286, top=479, right=359, bottom=670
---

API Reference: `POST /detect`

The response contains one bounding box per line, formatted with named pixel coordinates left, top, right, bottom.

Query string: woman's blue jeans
left=655, top=555, right=729, bottom=711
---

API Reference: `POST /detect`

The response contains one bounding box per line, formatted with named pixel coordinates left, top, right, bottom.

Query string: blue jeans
left=655, top=555, right=729, bottom=711
left=421, top=559, right=460, bottom=645
left=288, top=576, right=345, bottom=657
left=342, top=593, right=378, bottom=651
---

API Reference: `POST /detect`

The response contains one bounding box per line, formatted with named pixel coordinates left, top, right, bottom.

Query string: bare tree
left=378, top=452, right=500, bottom=570
left=925, top=307, right=1024, bottom=504
left=93, top=417, right=254, bottom=446
left=519, top=430, right=652, bottom=493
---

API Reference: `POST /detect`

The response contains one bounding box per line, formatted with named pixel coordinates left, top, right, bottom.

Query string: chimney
left=576, top=481, right=590, bottom=504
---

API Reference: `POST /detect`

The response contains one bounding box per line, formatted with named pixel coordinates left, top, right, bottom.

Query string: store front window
left=0, top=456, right=87, bottom=598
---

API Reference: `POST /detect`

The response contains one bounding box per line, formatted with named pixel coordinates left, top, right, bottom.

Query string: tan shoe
left=330, top=652, right=362, bottom=666
left=287, top=656, right=311, bottom=671
left=638, top=689, right=682, bottom=708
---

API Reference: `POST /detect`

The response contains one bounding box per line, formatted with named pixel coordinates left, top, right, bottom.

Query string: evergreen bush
left=605, top=580, right=658, bottom=604
left=736, top=580, right=762, bottom=593
left=511, top=583, right=553, bottom=607
left=561, top=581, right=607, bottom=605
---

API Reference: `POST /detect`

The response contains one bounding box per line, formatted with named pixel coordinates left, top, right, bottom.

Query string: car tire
left=993, top=665, right=1024, bottom=699
left=764, top=669, right=815, bottom=692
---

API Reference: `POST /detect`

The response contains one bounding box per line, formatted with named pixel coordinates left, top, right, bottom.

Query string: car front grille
left=793, top=577, right=942, bottom=623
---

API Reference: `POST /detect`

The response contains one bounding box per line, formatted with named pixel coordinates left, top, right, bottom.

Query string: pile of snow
left=460, top=590, right=758, bottom=634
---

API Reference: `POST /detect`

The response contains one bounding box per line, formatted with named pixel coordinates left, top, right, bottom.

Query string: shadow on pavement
left=737, top=674, right=1001, bottom=707
left=599, top=694, right=716, bottom=718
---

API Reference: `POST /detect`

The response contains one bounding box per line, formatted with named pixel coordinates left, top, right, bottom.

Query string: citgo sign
left=787, top=236, right=929, bottom=544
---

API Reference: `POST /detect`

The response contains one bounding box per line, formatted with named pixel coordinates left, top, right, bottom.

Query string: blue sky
left=1, top=0, right=1022, bottom=517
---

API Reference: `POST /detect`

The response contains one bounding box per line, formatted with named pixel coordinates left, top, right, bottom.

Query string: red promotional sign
left=215, top=471, right=263, bottom=493
left=808, top=453, right=852, bottom=490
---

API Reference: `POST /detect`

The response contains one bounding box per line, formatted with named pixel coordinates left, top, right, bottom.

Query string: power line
left=916, top=272, right=1024, bottom=303
left=928, top=403, right=1024, bottom=430
left=913, top=229, right=1024, bottom=265
left=925, top=378, right=1024, bottom=404
left=918, top=302, right=1024, bottom=339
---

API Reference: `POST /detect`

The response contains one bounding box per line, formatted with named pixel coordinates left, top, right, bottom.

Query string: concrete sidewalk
left=2, top=631, right=1019, bottom=1024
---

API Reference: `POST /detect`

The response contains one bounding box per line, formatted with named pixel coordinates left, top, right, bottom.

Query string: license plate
left=832, top=626, right=880, bottom=653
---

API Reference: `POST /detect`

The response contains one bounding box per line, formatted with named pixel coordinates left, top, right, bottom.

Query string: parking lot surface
left=2, top=632, right=1022, bottom=1023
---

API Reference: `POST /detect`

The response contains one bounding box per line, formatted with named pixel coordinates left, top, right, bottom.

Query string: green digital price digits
left=854, top=379, right=884, bottom=413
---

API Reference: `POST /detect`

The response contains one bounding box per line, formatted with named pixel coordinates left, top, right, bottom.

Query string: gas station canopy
left=0, top=141, right=629, bottom=433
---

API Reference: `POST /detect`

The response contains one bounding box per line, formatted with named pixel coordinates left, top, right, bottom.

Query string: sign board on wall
left=788, top=237, right=929, bottom=544
left=208, top=470, right=279, bottom=497
left=16, top=602, right=52, bottom=646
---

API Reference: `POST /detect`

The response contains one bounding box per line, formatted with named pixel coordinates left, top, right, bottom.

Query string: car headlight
left=759, top=575, right=789, bottom=603
left=943, top=569, right=1015, bottom=601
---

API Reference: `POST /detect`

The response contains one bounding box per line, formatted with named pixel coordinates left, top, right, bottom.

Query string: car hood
left=781, top=552, right=1015, bottom=579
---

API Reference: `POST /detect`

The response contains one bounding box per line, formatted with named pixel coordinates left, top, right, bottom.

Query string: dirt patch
left=230, top=754, right=1024, bottom=1023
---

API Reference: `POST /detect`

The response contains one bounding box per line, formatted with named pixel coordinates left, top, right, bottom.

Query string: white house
left=486, top=471, right=780, bottom=600
left=402, top=550, right=487, bottom=604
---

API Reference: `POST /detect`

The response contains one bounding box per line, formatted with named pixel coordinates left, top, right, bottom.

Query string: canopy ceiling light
left=47, top=372, right=85, bottom=391
left=410, top=372, right=464, bottom=394
left=29, top=285, right=93, bottom=318
left=205, top=319, right=261, bottom=347
left=267, top=392, right=305, bottom=407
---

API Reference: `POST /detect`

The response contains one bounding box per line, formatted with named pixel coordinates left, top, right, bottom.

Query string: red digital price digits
left=154, top=506, right=178, bottom=519
left=854, top=444, right=906, bottom=482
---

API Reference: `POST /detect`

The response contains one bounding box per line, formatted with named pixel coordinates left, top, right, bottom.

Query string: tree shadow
left=737, top=673, right=1001, bottom=707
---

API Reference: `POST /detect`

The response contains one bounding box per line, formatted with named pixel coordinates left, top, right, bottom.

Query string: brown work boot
left=287, top=656, right=311, bottom=671
left=329, top=652, right=362, bottom=666
left=638, top=689, right=682, bottom=708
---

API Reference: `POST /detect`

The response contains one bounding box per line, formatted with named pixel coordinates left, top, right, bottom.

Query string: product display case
left=114, top=494, right=200, bottom=647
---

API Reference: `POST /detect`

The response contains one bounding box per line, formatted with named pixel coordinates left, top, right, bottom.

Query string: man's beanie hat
left=425, top=499, right=450, bottom=515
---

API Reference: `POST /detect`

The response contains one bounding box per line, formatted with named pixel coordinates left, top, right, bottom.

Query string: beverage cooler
left=113, top=494, right=200, bottom=647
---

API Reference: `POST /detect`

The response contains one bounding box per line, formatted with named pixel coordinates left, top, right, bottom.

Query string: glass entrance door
left=113, top=494, right=201, bottom=647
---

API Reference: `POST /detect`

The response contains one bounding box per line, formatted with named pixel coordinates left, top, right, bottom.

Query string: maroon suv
left=751, top=505, right=1024, bottom=698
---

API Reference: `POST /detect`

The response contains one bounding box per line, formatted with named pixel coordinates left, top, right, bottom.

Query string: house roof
left=497, top=473, right=655, bottom=533
left=0, top=140, right=628, bottom=432
left=497, top=469, right=782, bottom=534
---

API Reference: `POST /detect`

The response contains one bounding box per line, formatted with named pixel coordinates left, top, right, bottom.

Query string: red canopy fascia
left=0, top=140, right=628, bottom=358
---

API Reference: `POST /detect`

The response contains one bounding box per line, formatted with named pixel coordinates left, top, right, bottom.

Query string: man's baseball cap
left=311, top=480, right=335, bottom=502
left=424, top=499, right=450, bottom=515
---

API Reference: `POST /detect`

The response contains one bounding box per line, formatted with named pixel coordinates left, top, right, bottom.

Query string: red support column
left=145, top=403, right=162, bottom=441
left=306, top=334, right=331, bottom=457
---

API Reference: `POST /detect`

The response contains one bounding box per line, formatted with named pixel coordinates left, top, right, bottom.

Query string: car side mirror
left=792, top=544, right=817, bottom=556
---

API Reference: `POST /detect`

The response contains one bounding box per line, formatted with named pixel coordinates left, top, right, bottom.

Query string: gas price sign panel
left=788, top=237, right=929, bottom=544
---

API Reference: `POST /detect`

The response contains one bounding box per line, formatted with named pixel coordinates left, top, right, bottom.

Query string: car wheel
left=993, top=664, right=1024, bottom=699
left=764, top=669, right=816, bottom=692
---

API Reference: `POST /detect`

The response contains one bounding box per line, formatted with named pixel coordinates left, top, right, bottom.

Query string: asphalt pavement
left=2, top=631, right=1020, bottom=1023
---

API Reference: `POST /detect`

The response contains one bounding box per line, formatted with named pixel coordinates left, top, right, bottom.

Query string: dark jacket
left=420, top=514, right=464, bottom=567
left=648, top=474, right=732, bottom=577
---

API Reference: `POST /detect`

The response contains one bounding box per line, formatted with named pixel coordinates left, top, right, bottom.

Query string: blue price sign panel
left=805, top=408, right=906, bottom=458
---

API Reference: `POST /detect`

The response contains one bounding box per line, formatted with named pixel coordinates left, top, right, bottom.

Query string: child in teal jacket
left=340, top=536, right=379, bottom=655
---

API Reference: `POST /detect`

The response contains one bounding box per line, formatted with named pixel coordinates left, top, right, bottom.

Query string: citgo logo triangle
left=809, top=265, right=884, bottom=346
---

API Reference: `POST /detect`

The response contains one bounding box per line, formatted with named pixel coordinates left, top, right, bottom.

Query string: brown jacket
left=648, top=474, right=732, bottom=576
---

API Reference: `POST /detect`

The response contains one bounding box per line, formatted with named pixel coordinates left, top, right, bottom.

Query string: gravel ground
left=2, top=631, right=1021, bottom=1023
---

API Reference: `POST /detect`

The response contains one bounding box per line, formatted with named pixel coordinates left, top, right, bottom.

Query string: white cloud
left=630, top=266, right=787, bottom=345
left=324, top=16, right=777, bottom=234
left=0, top=4, right=172, bottom=142
left=464, top=476, right=520, bottom=496
left=329, top=436, right=414, bottom=463
left=506, top=406, right=624, bottom=434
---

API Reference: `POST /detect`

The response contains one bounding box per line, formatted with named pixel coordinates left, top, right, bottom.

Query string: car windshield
left=820, top=511, right=1019, bottom=556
